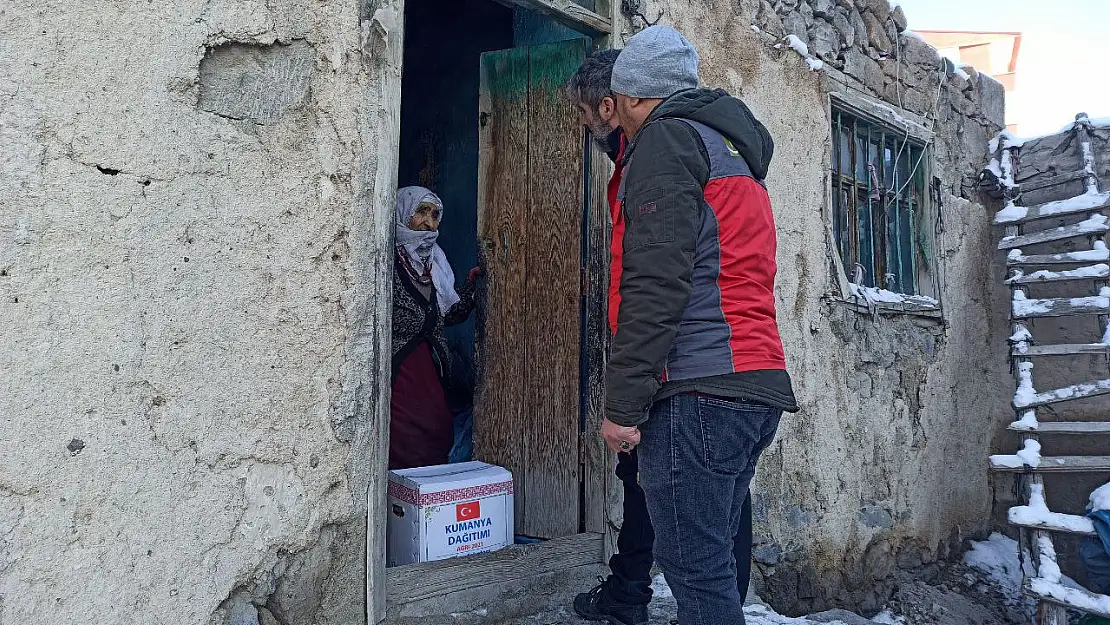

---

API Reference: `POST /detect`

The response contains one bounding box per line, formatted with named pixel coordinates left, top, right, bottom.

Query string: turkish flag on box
left=456, top=501, right=480, bottom=521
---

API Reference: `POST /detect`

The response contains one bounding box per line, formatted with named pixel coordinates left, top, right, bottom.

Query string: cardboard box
left=386, top=461, right=514, bottom=566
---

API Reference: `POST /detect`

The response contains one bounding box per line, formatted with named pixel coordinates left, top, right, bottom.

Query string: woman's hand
left=467, top=266, right=483, bottom=283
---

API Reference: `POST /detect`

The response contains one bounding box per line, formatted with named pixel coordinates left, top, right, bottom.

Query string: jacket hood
left=647, top=88, right=774, bottom=180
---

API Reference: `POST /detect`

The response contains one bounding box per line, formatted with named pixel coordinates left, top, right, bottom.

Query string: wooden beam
left=998, top=220, right=1109, bottom=250
left=498, top=0, right=612, bottom=36
left=1008, top=250, right=1110, bottom=267
left=1017, top=169, right=1089, bottom=194
left=1006, top=265, right=1110, bottom=285
left=1009, top=513, right=1097, bottom=537
left=1009, top=421, right=1110, bottom=434
left=385, top=533, right=604, bottom=605
left=995, top=194, right=1110, bottom=226
left=1012, top=297, right=1109, bottom=320
left=583, top=141, right=615, bottom=544
left=991, top=455, right=1110, bottom=473
left=1026, top=580, right=1110, bottom=618
left=1016, top=342, right=1110, bottom=357
left=1016, top=378, right=1110, bottom=409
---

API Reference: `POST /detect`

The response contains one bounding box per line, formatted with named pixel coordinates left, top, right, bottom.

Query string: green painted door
left=474, top=39, right=588, bottom=539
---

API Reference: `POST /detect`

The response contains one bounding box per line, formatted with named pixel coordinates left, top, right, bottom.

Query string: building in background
left=917, top=31, right=1022, bottom=133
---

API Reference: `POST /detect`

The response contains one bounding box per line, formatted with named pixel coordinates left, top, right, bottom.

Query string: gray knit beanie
left=610, top=25, right=699, bottom=99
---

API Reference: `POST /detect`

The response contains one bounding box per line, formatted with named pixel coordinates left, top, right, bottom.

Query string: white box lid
left=388, top=462, right=513, bottom=505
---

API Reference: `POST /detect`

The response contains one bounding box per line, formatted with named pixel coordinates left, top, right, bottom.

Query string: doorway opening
left=388, top=0, right=614, bottom=597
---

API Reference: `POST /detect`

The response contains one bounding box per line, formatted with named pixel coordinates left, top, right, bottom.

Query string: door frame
left=374, top=1, right=624, bottom=622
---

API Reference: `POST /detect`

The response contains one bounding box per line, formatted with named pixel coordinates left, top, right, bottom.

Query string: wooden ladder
left=989, top=114, right=1110, bottom=623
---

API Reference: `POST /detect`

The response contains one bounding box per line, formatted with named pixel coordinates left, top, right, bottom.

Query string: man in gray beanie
left=599, top=25, right=798, bottom=625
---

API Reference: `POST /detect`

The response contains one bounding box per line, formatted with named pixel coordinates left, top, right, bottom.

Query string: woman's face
left=408, top=202, right=442, bottom=232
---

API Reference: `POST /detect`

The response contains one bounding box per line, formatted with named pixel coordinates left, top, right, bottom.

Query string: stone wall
left=632, top=0, right=1010, bottom=615
left=0, top=1, right=400, bottom=624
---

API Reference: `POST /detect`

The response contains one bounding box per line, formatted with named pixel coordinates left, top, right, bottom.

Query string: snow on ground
left=964, top=533, right=1034, bottom=604
left=870, top=610, right=905, bottom=625
left=651, top=574, right=861, bottom=624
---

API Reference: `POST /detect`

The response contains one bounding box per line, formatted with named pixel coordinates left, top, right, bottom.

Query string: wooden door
left=474, top=39, right=586, bottom=539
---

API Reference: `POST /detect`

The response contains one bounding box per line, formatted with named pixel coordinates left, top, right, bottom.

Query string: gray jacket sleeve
left=605, top=119, right=709, bottom=426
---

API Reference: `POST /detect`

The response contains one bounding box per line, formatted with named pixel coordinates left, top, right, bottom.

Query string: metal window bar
left=830, top=108, right=926, bottom=295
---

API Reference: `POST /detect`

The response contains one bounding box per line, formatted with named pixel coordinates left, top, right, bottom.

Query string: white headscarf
left=395, top=186, right=461, bottom=314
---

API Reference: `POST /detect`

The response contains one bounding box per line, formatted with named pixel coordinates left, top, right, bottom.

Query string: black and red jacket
left=605, top=89, right=798, bottom=427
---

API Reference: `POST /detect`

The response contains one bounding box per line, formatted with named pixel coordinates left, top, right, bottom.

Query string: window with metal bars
left=831, top=106, right=929, bottom=295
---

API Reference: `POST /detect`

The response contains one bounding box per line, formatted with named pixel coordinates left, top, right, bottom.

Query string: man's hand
left=602, top=417, right=641, bottom=453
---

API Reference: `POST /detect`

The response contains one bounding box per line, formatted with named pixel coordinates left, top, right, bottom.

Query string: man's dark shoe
left=573, top=578, right=649, bottom=625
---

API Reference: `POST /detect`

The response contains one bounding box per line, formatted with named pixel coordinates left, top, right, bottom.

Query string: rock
left=859, top=504, right=894, bottom=529
left=256, top=607, right=281, bottom=625
left=863, top=10, right=892, bottom=54
left=758, top=0, right=786, bottom=36
left=885, top=19, right=900, bottom=57
left=753, top=541, right=783, bottom=565
left=901, top=86, right=934, bottom=116
left=901, top=33, right=940, bottom=68
left=225, top=594, right=261, bottom=625
left=812, top=0, right=837, bottom=18
left=850, top=8, right=869, bottom=45
left=891, top=4, right=908, bottom=31
left=783, top=11, right=808, bottom=39
left=836, top=0, right=856, bottom=9
left=810, top=20, right=842, bottom=61
left=806, top=608, right=880, bottom=625
left=845, top=49, right=884, bottom=93
left=864, top=0, right=891, bottom=16
left=832, top=9, right=855, bottom=47
left=799, top=0, right=815, bottom=27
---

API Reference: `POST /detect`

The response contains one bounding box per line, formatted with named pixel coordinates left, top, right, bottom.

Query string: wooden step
left=1026, top=578, right=1110, bottom=618
left=1008, top=247, right=1110, bottom=266
left=1009, top=421, right=1110, bottom=434
left=998, top=216, right=1110, bottom=250
left=1015, top=342, right=1110, bottom=357
left=1008, top=507, right=1096, bottom=536
left=1018, top=169, right=1091, bottom=195
left=1007, top=264, right=1110, bottom=285
left=1012, top=295, right=1109, bottom=320
left=991, top=455, right=1110, bottom=473
left=995, top=191, right=1110, bottom=225
left=1014, top=378, right=1110, bottom=409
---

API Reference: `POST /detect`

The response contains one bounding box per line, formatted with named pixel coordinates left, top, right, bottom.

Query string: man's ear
left=599, top=95, right=615, bottom=119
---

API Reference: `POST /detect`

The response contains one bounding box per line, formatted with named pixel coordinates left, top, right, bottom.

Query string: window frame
left=826, top=91, right=941, bottom=315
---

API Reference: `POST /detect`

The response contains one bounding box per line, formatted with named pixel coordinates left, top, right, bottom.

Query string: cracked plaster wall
left=632, top=0, right=1012, bottom=615
left=0, top=1, right=401, bottom=624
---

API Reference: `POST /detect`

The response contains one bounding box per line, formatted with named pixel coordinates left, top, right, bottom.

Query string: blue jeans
left=607, top=450, right=753, bottom=606
left=638, top=393, right=781, bottom=625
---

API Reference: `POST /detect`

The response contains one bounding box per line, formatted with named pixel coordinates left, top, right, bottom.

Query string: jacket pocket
left=623, top=187, right=675, bottom=250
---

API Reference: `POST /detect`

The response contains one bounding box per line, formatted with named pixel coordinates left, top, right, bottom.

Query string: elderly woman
left=390, top=186, right=480, bottom=470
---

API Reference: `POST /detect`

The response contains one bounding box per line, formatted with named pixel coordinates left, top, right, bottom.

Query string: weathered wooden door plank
left=475, top=46, right=532, bottom=528
left=520, top=39, right=586, bottom=538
